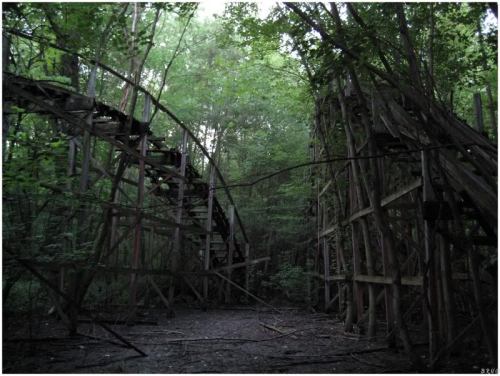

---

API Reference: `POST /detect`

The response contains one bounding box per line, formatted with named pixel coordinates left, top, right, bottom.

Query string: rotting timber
left=308, top=64, right=497, bottom=369
left=3, top=30, right=267, bottom=353
left=280, top=2, right=498, bottom=369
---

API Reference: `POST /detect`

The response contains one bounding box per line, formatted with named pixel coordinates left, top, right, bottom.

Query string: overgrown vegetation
left=2, top=1, right=496, bottom=324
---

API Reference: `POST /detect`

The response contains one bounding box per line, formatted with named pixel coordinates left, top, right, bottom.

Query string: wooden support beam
left=214, top=256, right=270, bottom=272
left=381, top=235, right=395, bottom=346
left=225, top=205, right=235, bottom=304
left=6, top=83, right=184, bottom=180
left=212, top=271, right=279, bottom=313
left=319, top=223, right=337, bottom=238
left=422, top=150, right=439, bottom=359
left=8, top=252, right=147, bottom=357
left=182, top=276, right=204, bottom=304
left=203, top=165, right=216, bottom=302
left=348, top=178, right=422, bottom=223
left=319, top=178, right=423, bottom=235
left=148, top=276, right=174, bottom=315
left=244, top=243, right=250, bottom=293
left=312, top=272, right=423, bottom=286
left=130, top=94, right=150, bottom=308
left=173, top=128, right=188, bottom=254
left=319, top=179, right=333, bottom=197
left=322, top=204, right=331, bottom=311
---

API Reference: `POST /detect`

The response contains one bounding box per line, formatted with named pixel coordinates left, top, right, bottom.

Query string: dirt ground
left=2, top=306, right=489, bottom=373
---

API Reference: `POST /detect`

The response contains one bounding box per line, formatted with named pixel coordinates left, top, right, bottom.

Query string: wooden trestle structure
left=309, top=73, right=497, bottom=367
left=3, top=31, right=266, bottom=345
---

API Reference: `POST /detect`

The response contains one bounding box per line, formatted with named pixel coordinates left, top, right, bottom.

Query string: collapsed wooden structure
left=3, top=31, right=267, bottom=351
left=309, top=75, right=497, bottom=367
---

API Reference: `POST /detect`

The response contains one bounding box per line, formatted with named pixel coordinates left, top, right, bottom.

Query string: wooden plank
left=225, top=205, right=235, bottom=303
left=322, top=204, right=330, bottom=311
left=312, top=273, right=423, bottom=286
left=319, top=223, right=338, bottom=238
left=8, top=253, right=147, bottom=356
left=203, top=165, right=216, bottom=301
left=6, top=83, right=184, bottom=180
left=148, top=276, right=172, bottom=310
left=355, top=274, right=423, bottom=286
left=319, top=179, right=333, bottom=197
left=182, top=276, right=204, bottom=303
left=245, top=243, right=250, bottom=292
left=212, top=271, right=279, bottom=312
left=381, top=177, right=422, bottom=207
left=348, top=178, right=422, bottom=223
left=214, top=256, right=270, bottom=272
left=130, top=95, right=150, bottom=308
left=173, top=128, right=188, bottom=258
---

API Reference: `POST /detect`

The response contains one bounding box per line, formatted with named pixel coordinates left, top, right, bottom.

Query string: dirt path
left=2, top=307, right=480, bottom=373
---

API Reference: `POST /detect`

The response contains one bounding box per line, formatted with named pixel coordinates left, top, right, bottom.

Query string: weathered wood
left=348, top=178, right=422, bottom=223
left=8, top=252, right=147, bottom=356
left=319, top=179, right=333, bottom=197
left=148, top=276, right=173, bottom=313
left=173, top=128, right=188, bottom=262
left=182, top=276, right=204, bottom=304
left=320, top=178, right=423, bottom=235
left=422, top=150, right=439, bottom=359
left=321, top=205, right=331, bottom=311
left=468, top=245, right=496, bottom=364
left=130, top=94, right=150, bottom=308
left=212, top=271, right=279, bottom=313
left=225, top=205, right=235, bottom=303
left=213, top=256, right=270, bottom=272
left=203, top=165, right=216, bottom=301
left=244, top=243, right=250, bottom=292
left=438, top=231, right=455, bottom=347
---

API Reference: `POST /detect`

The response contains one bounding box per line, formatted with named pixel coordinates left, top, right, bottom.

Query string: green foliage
left=2, top=2, right=497, bottom=312
left=265, top=262, right=308, bottom=302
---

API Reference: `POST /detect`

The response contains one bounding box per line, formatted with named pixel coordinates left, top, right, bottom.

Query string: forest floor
left=3, top=306, right=487, bottom=373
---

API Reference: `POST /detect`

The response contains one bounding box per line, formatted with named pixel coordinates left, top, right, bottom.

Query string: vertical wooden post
left=58, top=267, right=65, bottom=307
left=225, top=205, right=235, bottom=304
left=68, top=65, right=97, bottom=334
left=79, top=66, right=96, bottom=193
left=468, top=245, right=496, bottom=364
left=473, top=93, right=484, bottom=134
left=422, top=150, right=439, bottom=359
left=344, top=283, right=354, bottom=332
left=3, top=34, right=11, bottom=162
left=438, top=231, right=455, bottom=346
left=168, top=128, right=188, bottom=305
left=381, top=235, right=395, bottom=346
left=203, top=165, right=216, bottom=302
left=67, top=137, right=76, bottom=189
left=244, top=243, right=250, bottom=293
left=322, top=205, right=331, bottom=311
left=351, top=223, right=363, bottom=321
left=173, top=129, right=188, bottom=261
left=129, top=94, right=150, bottom=307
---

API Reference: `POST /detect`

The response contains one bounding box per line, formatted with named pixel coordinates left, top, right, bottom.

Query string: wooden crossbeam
left=320, top=178, right=423, bottom=235
left=7, top=252, right=147, bottom=356
left=319, top=179, right=333, bottom=197
left=310, top=271, right=492, bottom=287
left=349, top=177, right=422, bottom=223
left=214, top=256, right=270, bottom=272
left=6, top=82, right=185, bottom=180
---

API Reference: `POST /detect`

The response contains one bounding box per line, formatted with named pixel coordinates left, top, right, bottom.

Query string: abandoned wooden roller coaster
left=2, top=2, right=497, bottom=373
